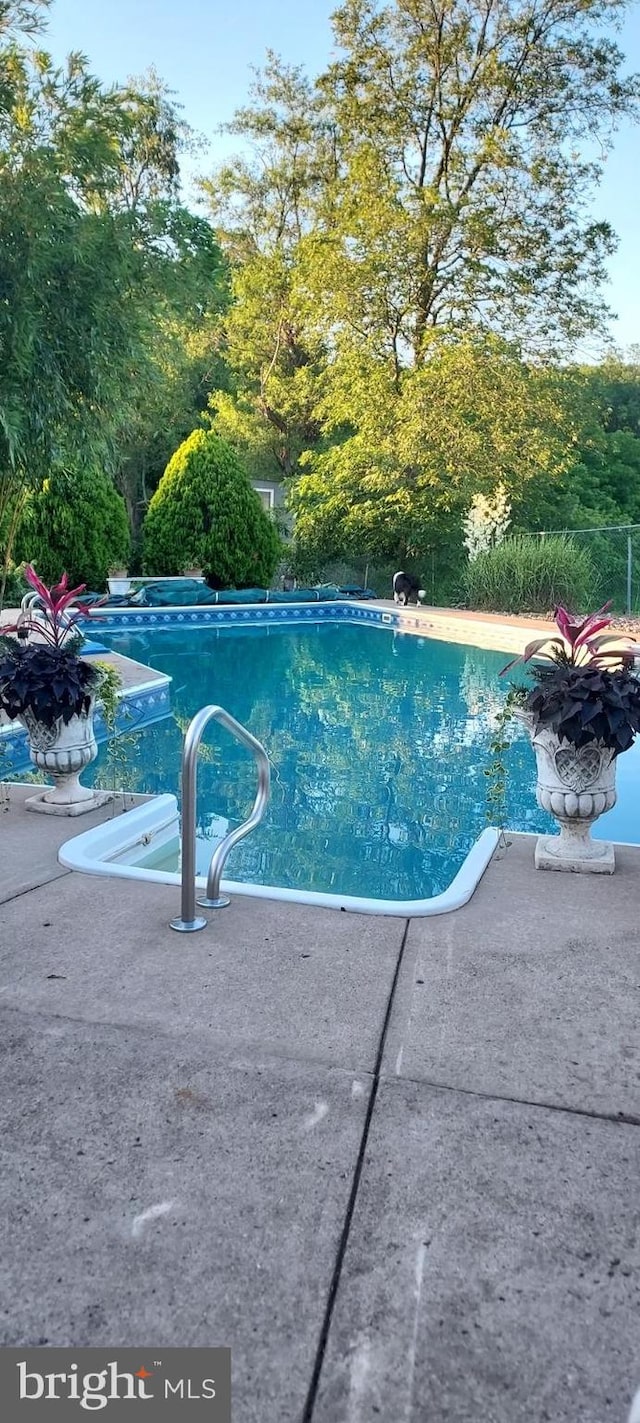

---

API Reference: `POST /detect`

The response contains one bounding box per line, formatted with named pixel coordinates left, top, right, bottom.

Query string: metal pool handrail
left=170, top=705, right=271, bottom=933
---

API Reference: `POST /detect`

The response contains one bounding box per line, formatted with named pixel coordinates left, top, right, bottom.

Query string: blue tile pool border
left=82, top=598, right=424, bottom=635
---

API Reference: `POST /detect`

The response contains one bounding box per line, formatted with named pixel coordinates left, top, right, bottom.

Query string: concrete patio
left=0, top=784, right=638, bottom=1421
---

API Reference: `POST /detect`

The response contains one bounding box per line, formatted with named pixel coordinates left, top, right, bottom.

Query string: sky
left=44, top=0, right=640, bottom=353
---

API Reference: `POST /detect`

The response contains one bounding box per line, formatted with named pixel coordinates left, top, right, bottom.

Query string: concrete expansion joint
left=0, top=868, right=73, bottom=908
left=387, top=1072, right=640, bottom=1129
left=301, top=919, right=412, bottom=1422
left=0, top=1001, right=181, bottom=1042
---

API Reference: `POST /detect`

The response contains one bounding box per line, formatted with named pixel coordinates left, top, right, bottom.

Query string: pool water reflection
left=86, top=622, right=640, bottom=901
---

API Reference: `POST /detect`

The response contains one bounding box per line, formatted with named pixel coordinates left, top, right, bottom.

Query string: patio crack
left=382, top=1071, right=640, bottom=1128
left=0, top=869, right=72, bottom=909
left=301, top=916, right=412, bottom=1423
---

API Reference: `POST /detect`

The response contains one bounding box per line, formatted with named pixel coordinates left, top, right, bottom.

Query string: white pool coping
left=58, top=795, right=501, bottom=918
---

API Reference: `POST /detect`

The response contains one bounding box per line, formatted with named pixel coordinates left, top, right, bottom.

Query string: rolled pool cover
left=98, top=581, right=377, bottom=608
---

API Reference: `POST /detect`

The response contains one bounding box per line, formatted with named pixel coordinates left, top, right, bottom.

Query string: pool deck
left=376, top=600, right=557, bottom=653
left=1, top=784, right=639, bottom=1421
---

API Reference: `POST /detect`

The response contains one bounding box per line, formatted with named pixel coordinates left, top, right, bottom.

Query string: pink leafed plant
left=497, top=601, right=640, bottom=753
left=500, top=602, right=636, bottom=676
left=3, top=565, right=98, bottom=649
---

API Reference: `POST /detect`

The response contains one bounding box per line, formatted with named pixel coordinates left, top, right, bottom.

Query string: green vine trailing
left=93, top=662, right=121, bottom=734
left=0, top=740, right=9, bottom=813
left=95, top=720, right=139, bottom=808
left=0, top=757, right=48, bottom=811
left=92, top=661, right=139, bottom=807
left=484, top=686, right=525, bottom=828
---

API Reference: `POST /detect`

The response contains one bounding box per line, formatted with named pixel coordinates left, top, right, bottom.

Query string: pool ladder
left=170, top=705, right=271, bottom=933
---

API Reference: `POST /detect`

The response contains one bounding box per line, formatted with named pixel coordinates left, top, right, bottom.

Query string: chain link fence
left=526, top=525, right=640, bottom=615
left=280, top=553, right=464, bottom=604
left=277, top=524, right=640, bottom=613
left=274, top=556, right=398, bottom=599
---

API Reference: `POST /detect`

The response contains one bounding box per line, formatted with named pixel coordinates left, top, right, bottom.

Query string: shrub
left=143, top=430, right=283, bottom=587
left=463, top=534, right=596, bottom=614
left=16, top=466, right=130, bottom=590
left=0, top=562, right=28, bottom=609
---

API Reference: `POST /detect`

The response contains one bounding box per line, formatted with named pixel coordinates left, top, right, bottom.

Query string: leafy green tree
left=0, top=0, right=49, bottom=42
left=103, top=68, right=186, bottom=213
left=16, top=464, right=130, bottom=588
left=506, top=356, right=640, bottom=607
left=84, top=71, right=232, bottom=538
left=210, top=250, right=324, bottom=485
left=0, top=7, right=230, bottom=598
left=202, top=57, right=329, bottom=484
left=203, top=0, right=639, bottom=564
left=143, top=430, right=283, bottom=586
left=511, top=359, right=640, bottom=533
left=582, top=354, right=640, bottom=437
left=0, top=11, right=150, bottom=588
left=573, top=362, right=640, bottom=533
left=206, top=2, right=640, bottom=356
left=110, top=206, right=230, bottom=538
left=309, top=0, right=640, bottom=357
left=291, top=333, right=584, bottom=563
left=114, top=315, right=230, bottom=545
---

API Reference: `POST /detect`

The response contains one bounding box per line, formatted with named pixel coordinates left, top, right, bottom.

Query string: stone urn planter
left=518, top=710, right=617, bottom=873
left=501, top=602, right=640, bottom=876
left=20, top=699, right=102, bottom=814
left=0, top=565, right=115, bottom=816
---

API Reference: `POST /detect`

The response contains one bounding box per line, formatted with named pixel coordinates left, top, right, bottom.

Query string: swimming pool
left=73, top=619, right=640, bottom=903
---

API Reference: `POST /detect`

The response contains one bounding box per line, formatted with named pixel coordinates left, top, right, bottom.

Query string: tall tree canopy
left=314, top=0, right=639, bottom=355
left=513, top=358, right=640, bottom=531
left=201, top=58, right=327, bottom=486
left=204, top=0, right=640, bottom=563
left=0, top=0, right=229, bottom=584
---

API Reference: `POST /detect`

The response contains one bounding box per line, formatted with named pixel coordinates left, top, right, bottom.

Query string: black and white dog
left=393, top=570, right=423, bottom=606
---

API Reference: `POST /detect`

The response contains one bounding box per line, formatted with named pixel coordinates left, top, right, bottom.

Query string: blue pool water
left=87, top=622, right=640, bottom=901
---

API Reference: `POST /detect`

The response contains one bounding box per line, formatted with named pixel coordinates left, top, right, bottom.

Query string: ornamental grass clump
left=463, top=534, right=594, bottom=614
left=501, top=603, right=640, bottom=754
